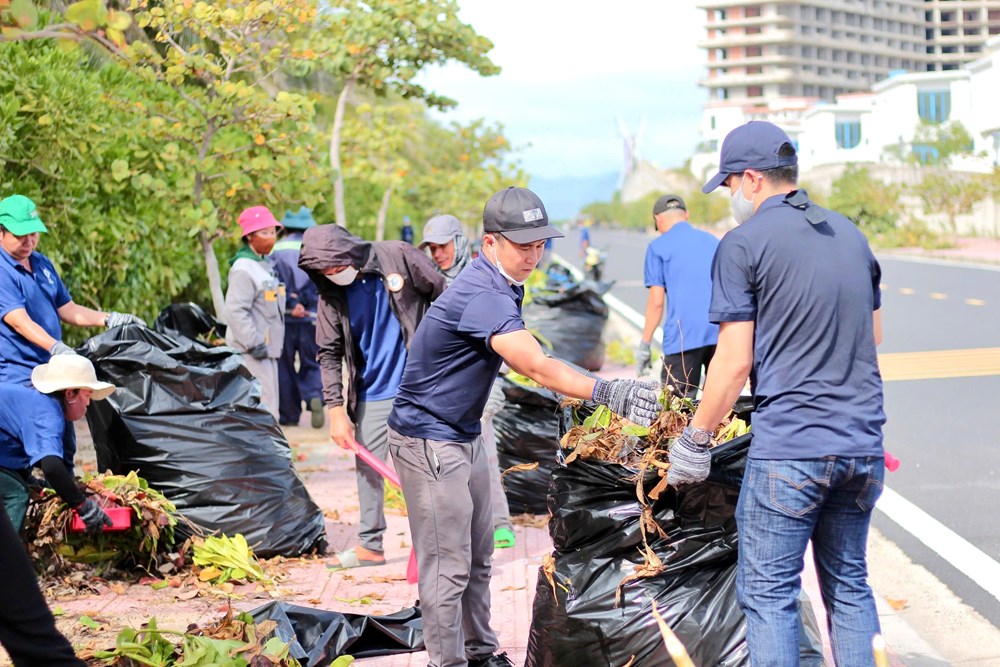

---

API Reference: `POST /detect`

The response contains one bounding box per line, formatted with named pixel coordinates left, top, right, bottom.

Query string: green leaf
left=331, top=656, right=356, bottom=667
left=65, top=0, right=108, bottom=31
left=79, top=615, right=102, bottom=629
left=111, top=159, right=130, bottom=181
left=9, top=0, right=39, bottom=29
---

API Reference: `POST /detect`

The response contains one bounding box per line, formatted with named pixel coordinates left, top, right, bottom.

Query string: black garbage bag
left=250, top=601, right=423, bottom=666
left=525, top=434, right=824, bottom=667
left=153, top=302, right=225, bottom=341
left=493, top=378, right=562, bottom=515
left=82, top=326, right=327, bottom=558
left=523, top=282, right=609, bottom=371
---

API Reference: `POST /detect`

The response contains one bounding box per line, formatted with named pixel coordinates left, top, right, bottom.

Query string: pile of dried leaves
left=557, top=392, right=750, bottom=603
left=82, top=605, right=304, bottom=666
left=25, top=471, right=189, bottom=582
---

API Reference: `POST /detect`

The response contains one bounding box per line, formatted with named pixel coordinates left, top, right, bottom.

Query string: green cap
left=0, top=195, right=48, bottom=235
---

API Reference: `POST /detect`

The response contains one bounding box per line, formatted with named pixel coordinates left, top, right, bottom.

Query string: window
left=917, top=90, right=951, bottom=123
left=710, top=116, right=716, bottom=130
left=747, top=65, right=763, bottom=74
left=746, top=25, right=762, bottom=34
left=835, top=121, right=862, bottom=149
left=746, top=45, right=762, bottom=57
left=747, top=85, right=763, bottom=97
left=745, top=5, right=761, bottom=18
left=912, top=144, right=940, bottom=164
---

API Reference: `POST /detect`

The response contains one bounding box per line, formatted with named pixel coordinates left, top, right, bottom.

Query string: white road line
left=551, top=252, right=1000, bottom=605
left=876, top=486, right=1000, bottom=604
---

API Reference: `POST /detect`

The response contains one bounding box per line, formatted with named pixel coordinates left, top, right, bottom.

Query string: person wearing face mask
left=386, top=187, right=663, bottom=667
left=224, top=206, right=286, bottom=420
left=0, top=354, right=116, bottom=534
left=298, top=223, right=445, bottom=569
left=419, top=214, right=516, bottom=550
left=0, top=194, right=145, bottom=387
left=672, top=121, right=886, bottom=665
left=636, top=195, right=719, bottom=397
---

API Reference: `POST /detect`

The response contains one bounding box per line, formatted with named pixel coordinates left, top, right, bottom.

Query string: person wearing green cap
left=0, top=194, right=145, bottom=385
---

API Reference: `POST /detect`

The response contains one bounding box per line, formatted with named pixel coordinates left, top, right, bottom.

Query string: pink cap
left=238, top=206, right=281, bottom=237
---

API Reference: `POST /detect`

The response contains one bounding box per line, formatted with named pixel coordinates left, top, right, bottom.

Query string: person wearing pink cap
left=224, top=206, right=286, bottom=419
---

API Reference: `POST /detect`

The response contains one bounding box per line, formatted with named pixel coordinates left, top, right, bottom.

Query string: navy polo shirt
left=0, top=249, right=71, bottom=384
left=709, top=190, right=885, bottom=460
left=0, top=383, right=75, bottom=473
left=643, top=222, right=720, bottom=355
left=345, top=273, right=407, bottom=402
left=388, top=255, right=525, bottom=442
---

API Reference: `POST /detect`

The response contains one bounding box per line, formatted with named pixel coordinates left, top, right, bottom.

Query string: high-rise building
left=924, top=0, right=1000, bottom=71
left=698, top=1, right=928, bottom=105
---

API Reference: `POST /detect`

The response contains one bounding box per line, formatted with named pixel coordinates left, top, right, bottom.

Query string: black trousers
left=0, top=497, right=85, bottom=666
left=661, top=344, right=717, bottom=399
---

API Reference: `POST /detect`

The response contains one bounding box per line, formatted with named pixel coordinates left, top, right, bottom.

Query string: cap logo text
left=522, top=208, right=543, bottom=223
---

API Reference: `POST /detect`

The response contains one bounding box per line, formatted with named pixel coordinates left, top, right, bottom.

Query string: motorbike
left=583, top=246, right=606, bottom=281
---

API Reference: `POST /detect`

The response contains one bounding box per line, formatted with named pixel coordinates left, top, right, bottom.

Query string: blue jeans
left=736, top=457, right=884, bottom=667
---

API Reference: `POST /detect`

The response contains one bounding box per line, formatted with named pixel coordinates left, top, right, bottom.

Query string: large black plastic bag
left=154, top=302, right=226, bottom=342
left=250, top=601, right=423, bottom=666
left=82, top=326, right=327, bottom=557
left=525, top=434, right=823, bottom=667
left=492, top=378, right=562, bottom=515
left=523, top=282, right=608, bottom=371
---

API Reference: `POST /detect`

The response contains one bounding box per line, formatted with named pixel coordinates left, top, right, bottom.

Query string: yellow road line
left=899, top=288, right=915, bottom=295
left=965, top=298, right=986, bottom=306
left=879, top=347, right=1000, bottom=381
left=929, top=292, right=947, bottom=300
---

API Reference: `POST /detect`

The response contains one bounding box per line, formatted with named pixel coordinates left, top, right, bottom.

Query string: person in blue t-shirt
left=0, top=195, right=144, bottom=386
left=298, top=223, right=446, bottom=570
left=669, top=122, right=886, bottom=666
left=271, top=207, right=324, bottom=428
left=637, top=194, right=719, bottom=397
left=387, top=187, right=663, bottom=667
left=0, top=354, right=116, bottom=534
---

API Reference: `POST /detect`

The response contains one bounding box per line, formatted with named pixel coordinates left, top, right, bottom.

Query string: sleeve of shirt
left=51, top=266, right=72, bottom=308
left=458, top=293, right=524, bottom=349
left=643, top=244, right=665, bottom=288
left=223, top=268, right=265, bottom=350
left=708, top=235, right=756, bottom=323
left=23, top=394, right=70, bottom=467
left=0, top=267, right=27, bottom=320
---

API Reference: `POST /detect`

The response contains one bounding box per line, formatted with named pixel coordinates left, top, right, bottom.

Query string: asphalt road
left=551, top=227, right=1000, bottom=627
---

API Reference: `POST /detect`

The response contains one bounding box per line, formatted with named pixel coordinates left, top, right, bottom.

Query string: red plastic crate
left=69, top=505, right=133, bottom=533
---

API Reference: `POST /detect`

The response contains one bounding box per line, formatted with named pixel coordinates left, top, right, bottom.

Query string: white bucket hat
left=31, top=355, right=116, bottom=400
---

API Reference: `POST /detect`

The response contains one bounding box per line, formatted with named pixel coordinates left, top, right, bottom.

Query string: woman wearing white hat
left=0, top=354, right=115, bottom=533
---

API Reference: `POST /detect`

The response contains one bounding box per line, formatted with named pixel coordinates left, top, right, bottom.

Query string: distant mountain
left=529, top=172, right=619, bottom=221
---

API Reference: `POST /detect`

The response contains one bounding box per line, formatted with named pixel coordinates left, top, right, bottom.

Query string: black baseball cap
left=653, top=194, right=686, bottom=215
left=483, top=187, right=565, bottom=244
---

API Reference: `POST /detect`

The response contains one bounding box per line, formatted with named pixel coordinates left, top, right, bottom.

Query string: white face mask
left=326, top=267, right=358, bottom=286
left=489, top=242, right=526, bottom=287
left=730, top=173, right=756, bottom=225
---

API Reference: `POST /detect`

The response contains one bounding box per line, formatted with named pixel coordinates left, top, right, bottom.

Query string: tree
left=120, top=0, right=328, bottom=316
left=0, top=0, right=131, bottom=52
left=826, top=165, right=901, bottom=235
left=919, top=171, right=989, bottom=235
left=307, top=0, right=500, bottom=227
left=912, top=120, right=978, bottom=167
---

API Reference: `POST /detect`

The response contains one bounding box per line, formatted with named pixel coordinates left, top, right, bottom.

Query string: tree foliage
left=826, top=165, right=900, bottom=235
left=581, top=188, right=729, bottom=230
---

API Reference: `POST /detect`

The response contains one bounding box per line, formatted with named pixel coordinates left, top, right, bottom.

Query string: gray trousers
left=242, top=356, right=280, bottom=421
left=388, top=427, right=498, bottom=667
left=481, top=378, right=512, bottom=532
left=354, top=398, right=393, bottom=552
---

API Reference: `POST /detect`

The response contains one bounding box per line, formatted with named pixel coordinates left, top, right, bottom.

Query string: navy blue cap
left=702, top=121, right=797, bottom=193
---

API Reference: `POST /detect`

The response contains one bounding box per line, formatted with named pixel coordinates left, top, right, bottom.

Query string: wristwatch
left=686, top=425, right=713, bottom=447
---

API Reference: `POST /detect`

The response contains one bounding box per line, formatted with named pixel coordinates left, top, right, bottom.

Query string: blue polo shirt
left=345, top=273, right=407, bottom=402
left=643, top=222, right=720, bottom=355
left=388, top=256, right=525, bottom=442
left=0, top=383, right=75, bottom=473
left=709, top=190, right=884, bottom=460
left=0, top=249, right=72, bottom=384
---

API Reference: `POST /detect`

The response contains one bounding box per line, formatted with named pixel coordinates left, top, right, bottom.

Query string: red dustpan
left=347, top=437, right=419, bottom=584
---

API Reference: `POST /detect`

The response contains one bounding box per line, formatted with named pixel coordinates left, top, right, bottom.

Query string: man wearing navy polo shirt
left=387, top=187, right=662, bottom=667
left=668, top=122, right=885, bottom=665
left=637, top=194, right=719, bottom=396
left=0, top=194, right=144, bottom=385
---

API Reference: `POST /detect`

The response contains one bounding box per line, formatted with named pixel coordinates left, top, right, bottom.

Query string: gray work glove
left=667, top=426, right=712, bottom=487
left=636, top=341, right=652, bottom=376
left=105, top=312, right=146, bottom=328
left=246, top=343, right=269, bottom=360
left=76, top=498, right=113, bottom=534
left=592, top=378, right=661, bottom=427
left=49, top=341, right=77, bottom=356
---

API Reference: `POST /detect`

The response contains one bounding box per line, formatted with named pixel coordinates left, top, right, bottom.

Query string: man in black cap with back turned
left=387, top=186, right=663, bottom=667
left=637, top=194, right=719, bottom=397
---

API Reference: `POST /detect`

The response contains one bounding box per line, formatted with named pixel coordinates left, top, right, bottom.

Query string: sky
left=417, top=1, right=708, bottom=180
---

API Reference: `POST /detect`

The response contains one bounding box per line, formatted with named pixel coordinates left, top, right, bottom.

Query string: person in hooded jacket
left=419, top=214, right=516, bottom=550
left=224, top=206, right=285, bottom=420
left=299, top=223, right=446, bottom=568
